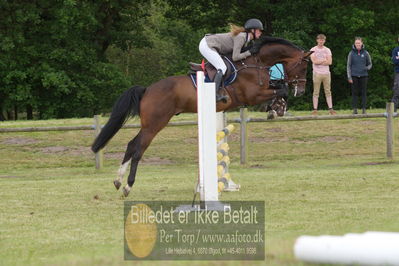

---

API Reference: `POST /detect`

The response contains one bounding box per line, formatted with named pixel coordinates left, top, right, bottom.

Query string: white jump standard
left=176, top=71, right=228, bottom=211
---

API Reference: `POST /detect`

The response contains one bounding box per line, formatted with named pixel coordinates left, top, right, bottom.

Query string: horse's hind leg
left=122, top=128, right=160, bottom=197
left=119, top=77, right=190, bottom=196
left=114, top=161, right=129, bottom=190
left=113, top=133, right=141, bottom=190
left=112, top=131, right=142, bottom=191
left=122, top=162, right=138, bottom=197
left=122, top=106, right=175, bottom=197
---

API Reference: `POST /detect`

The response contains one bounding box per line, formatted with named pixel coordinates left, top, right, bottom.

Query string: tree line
left=0, top=0, right=397, bottom=120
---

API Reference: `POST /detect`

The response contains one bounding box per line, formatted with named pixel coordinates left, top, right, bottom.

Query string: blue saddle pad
left=189, top=56, right=237, bottom=88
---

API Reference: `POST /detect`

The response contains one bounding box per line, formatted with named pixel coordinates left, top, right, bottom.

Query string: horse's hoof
left=267, top=110, right=277, bottom=120
left=123, top=185, right=131, bottom=197
left=114, top=180, right=121, bottom=190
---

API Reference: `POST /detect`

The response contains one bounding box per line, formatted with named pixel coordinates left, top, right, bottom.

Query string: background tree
left=0, top=0, right=397, bottom=120
left=165, top=0, right=398, bottom=111
left=0, top=0, right=150, bottom=119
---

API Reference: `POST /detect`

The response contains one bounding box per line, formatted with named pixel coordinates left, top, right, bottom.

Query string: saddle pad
left=189, top=56, right=237, bottom=88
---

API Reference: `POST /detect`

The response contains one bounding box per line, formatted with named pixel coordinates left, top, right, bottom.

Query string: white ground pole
left=294, top=231, right=399, bottom=265
left=175, top=71, right=228, bottom=212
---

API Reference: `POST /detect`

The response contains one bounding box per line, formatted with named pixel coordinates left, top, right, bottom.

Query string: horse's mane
left=253, top=35, right=304, bottom=51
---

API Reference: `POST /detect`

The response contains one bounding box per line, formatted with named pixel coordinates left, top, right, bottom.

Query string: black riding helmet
left=244, top=18, right=264, bottom=31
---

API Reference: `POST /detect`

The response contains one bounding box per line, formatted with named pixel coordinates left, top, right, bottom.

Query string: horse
left=91, top=36, right=313, bottom=197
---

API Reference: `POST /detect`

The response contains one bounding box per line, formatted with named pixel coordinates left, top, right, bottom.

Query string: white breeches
left=199, top=37, right=227, bottom=75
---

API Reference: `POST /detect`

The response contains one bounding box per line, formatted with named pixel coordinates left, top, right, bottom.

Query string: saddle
left=189, top=55, right=237, bottom=87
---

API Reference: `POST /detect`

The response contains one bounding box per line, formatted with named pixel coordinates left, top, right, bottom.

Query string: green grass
left=1, top=110, right=399, bottom=265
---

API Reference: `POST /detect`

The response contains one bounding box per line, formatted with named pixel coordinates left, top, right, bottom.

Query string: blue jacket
left=392, top=46, right=399, bottom=73
left=269, top=64, right=284, bottom=80
left=347, top=45, right=372, bottom=79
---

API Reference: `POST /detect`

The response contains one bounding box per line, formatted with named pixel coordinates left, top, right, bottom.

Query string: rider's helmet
left=244, top=19, right=264, bottom=31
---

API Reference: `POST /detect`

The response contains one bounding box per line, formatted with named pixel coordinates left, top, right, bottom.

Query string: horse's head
left=255, top=36, right=313, bottom=97
left=283, top=51, right=313, bottom=97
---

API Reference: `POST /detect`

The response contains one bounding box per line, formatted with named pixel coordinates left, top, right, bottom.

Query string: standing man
left=347, top=37, right=372, bottom=114
left=310, top=34, right=336, bottom=115
left=391, top=36, right=399, bottom=112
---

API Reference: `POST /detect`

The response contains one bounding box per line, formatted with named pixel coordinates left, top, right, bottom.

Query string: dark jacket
left=347, top=45, right=372, bottom=79
left=392, top=46, right=399, bottom=73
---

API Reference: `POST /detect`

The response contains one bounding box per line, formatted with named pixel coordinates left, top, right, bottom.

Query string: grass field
left=1, top=110, right=399, bottom=266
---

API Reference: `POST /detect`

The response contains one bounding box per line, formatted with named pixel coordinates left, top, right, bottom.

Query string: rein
left=235, top=59, right=270, bottom=87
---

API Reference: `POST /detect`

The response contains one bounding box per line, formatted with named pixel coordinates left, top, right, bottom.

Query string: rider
left=199, top=18, right=264, bottom=102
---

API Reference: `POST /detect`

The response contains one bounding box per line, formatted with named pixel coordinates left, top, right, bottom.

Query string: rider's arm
left=232, top=34, right=251, bottom=61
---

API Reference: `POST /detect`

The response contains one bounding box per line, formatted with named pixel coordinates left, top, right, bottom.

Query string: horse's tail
left=91, top=86, right=146, bottom=153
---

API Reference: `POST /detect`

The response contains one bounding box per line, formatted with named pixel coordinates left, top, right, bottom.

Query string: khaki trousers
left=313, top=73, right=331, bottom=97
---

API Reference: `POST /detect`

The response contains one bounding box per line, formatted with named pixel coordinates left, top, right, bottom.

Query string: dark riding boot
left=214, top=69, right=228, bottom=103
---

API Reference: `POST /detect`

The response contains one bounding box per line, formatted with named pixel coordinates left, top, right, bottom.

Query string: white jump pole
left=294, top=232, right=399, bottom=265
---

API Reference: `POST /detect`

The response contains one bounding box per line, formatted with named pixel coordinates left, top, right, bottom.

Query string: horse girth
left=223, top=85, right=245, bottom=108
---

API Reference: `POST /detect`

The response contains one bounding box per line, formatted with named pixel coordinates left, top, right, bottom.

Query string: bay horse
left=91, top=36, right=313, bottom=197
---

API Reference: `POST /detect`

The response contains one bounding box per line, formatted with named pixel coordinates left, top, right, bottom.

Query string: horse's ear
left=304, top=51, right=314, bottom=58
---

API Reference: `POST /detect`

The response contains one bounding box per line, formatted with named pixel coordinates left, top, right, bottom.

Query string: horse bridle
left=284, top=51, right=309, bottom=96
left=236, top=51, right=309, bottom=97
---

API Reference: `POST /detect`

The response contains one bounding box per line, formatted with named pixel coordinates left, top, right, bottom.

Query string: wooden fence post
left=386, top=102, right=394, bottom=159
left=94, top=115, right=104, bottom=169
left=240, top=108, right=248, bottom=165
